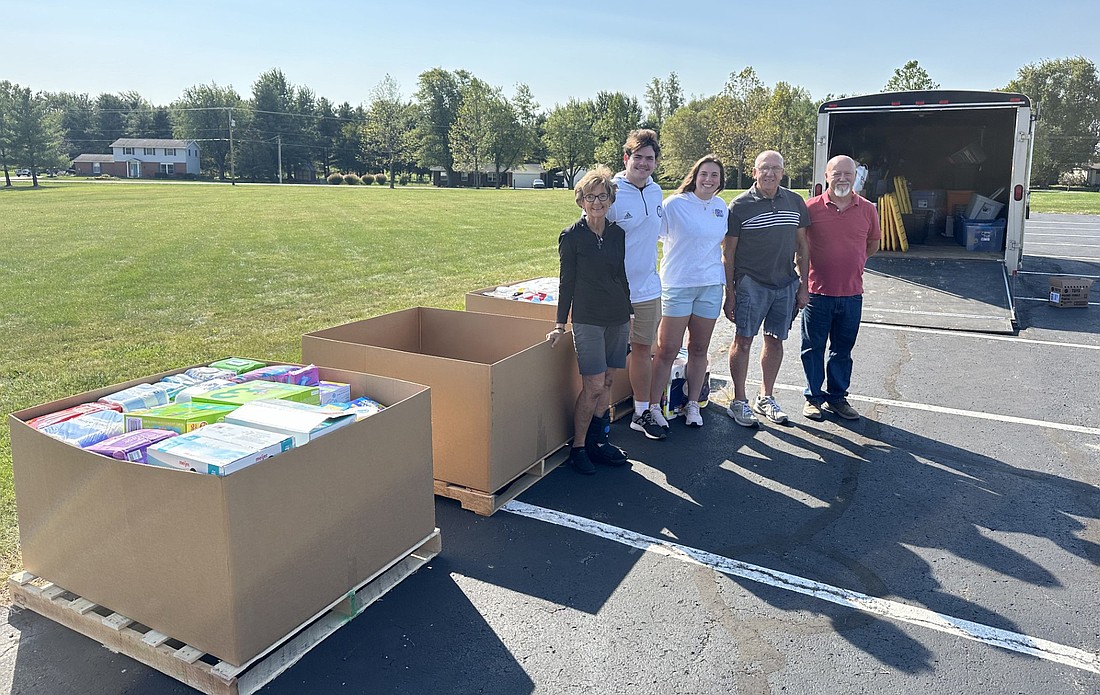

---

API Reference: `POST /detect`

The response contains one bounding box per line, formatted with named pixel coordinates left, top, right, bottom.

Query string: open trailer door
left=862, top=255, right=1015, bottom=333
left=815, top=90, right=1031, bottom=334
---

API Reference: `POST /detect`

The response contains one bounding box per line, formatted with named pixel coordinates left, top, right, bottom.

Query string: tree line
left=1, top=57, right=1097, bottom=188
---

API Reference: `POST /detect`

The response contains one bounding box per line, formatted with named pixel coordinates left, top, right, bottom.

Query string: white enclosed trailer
left=812, top=90, right=1034, bottom=332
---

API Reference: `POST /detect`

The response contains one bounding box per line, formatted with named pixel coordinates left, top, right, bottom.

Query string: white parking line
left=766, top=383, right=1100, bottom=436
left=503, top=501, right=1100, bottom=675
left=1017, top=270, right=1100, bottom=279
left=861, top=321, right=1100, bottom=349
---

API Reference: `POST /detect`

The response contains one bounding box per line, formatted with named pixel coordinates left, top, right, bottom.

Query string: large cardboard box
left=303, top=307, right=576, bottom=493
left=10, top=363, right=435, bottom=666
left=465, top=279, right=634, bottom=412
left=1049, top=276, right=1094, bottom=308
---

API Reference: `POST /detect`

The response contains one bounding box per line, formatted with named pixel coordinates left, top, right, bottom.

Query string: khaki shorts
left=629, top=297, right=661, bottom=346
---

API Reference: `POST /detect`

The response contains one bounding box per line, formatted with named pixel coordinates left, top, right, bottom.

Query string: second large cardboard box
left=303, top=307, right=576, bottom=493
left=465, top=279, right=634, bottom=411
left=10, top=363, right=435, bottom=666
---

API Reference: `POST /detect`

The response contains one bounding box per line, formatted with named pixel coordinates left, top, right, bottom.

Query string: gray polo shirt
left=726, top=185, right=810, bottom=289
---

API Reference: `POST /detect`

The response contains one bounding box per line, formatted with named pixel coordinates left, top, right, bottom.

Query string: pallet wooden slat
left=9, top=528, right=442, bottom=695
left=434, top=444, right=570, bottom=516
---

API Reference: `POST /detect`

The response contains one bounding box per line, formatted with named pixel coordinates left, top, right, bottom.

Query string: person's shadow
left=518, top=404, right=1099, bottom=677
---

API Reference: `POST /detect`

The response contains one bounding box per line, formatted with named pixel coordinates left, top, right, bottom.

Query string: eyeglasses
left=757, top=165, right=784, bottom=173
left=582, top=192, right=610, bottom=202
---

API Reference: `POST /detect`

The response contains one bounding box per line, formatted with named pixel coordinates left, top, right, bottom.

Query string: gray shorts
left=629, top=297, right=661, bottom=346
left=733, top=275, right=798, bottom=340
left=572, top=322, right=630, bottom=376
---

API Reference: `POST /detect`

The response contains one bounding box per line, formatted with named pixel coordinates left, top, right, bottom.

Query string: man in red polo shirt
left=800, top=155, right=881, bottom=421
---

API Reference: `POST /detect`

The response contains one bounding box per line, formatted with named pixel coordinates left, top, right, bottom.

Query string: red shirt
left=805, top=192, right=881, bottom=296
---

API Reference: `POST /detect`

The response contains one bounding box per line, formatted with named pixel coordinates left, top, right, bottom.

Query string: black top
left=557, top=217, right=631, bottom=326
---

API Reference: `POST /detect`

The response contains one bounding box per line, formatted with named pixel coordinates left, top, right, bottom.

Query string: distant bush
left=360, top=173, right=375, bottom=185
left=327, top=172, right=344, bottom=184
left=343, top=173, right=362, bottom=185
left=375, top=173, right=388, bottom=186
left=399, top=175, right=410, bottom=186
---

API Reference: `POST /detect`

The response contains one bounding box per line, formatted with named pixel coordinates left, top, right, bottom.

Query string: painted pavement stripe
left=860, top=322, right=1100, bottom=349
left=765, top=383, right=1100, bottom=437
left=502, top=501, right=1100, bottom=675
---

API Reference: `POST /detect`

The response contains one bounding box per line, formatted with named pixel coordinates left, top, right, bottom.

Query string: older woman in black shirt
left=548, top=165, right=632, bottom=474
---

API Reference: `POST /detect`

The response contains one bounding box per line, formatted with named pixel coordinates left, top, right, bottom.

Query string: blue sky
left=10, top=1, right=1099, bottom=109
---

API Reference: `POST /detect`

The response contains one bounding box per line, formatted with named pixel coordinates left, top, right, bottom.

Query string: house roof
left=72, top=154, right=114, bottom=162
left=110, top=138, right=195, bottom=148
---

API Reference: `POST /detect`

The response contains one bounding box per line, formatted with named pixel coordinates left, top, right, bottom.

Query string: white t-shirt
left=607, top=173, right=663, bottom=303
left=659, top=192, right=728, bottom=288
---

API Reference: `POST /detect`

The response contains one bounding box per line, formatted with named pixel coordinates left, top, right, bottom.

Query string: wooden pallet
left=434, top=444, right=570, bottom=516
left=9, top=529, right=441, bottom=695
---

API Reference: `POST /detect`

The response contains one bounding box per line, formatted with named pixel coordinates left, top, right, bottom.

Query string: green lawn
left=1, top=180, right=1098, bottom=586
left=1029, top=189, right=1100, bottom=214
left=0, top=180, right=584, bottom=582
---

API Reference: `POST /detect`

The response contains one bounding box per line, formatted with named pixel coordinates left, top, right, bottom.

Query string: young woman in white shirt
left=649, top=155, right=727, bottom=429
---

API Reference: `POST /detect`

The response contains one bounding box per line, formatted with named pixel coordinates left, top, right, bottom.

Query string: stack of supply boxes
left=23, top=359, right=383, bottom=476
left=10, top=358, right=434, bottom=665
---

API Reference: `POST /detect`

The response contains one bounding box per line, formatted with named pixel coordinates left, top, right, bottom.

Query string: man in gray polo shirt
left=723, top=150, right=810, bottom=427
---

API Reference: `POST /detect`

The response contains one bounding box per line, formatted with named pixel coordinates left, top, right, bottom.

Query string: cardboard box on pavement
left=1048, top=276, right=1094, bottom=308
left=303, top=307, right=577, bottom=493
left=465, top=278, right=634, bottom=417
left=10, top=362, right=435, bottom=666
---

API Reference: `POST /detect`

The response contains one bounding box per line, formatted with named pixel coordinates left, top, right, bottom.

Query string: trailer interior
left=818, top=94, right=1030, bottom=333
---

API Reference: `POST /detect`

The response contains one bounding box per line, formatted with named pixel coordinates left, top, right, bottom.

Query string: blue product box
left=954, top=216, right=1006, bottom=252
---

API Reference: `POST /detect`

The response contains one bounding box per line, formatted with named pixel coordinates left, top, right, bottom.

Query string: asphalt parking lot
left=1, top=213, right=1097, bottom=694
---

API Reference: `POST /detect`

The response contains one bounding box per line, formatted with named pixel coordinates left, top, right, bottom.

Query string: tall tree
left=333, top=102, right=366, bottom=175
left=593, top=91, right=643, bottom=169
left=1006, top=56, right=1100, bottom=187
left=449, top=78, right=498, bottom=189
left=660, top=99, right=714, bottom=181
left=484, top=85, right=538, bottom=189
left=92, top=93, right=132, bottom=151
left=413, top=68, right=466, bottom=186
left=754, top=82, right=816, bottom=187
left=315, top=96, right=341, bottom=177
left=884, top=60, right=939, bottom=91
left=46, top=91, right=95, bottom=160
left=364, top=75, right=413, bottom=188
left=9, top=86, right=66, bottom=186
left=543, top=99, right=597, bottom=188
left=0, top=81, right=16, bottom=185
left=644, top=72, right=684, bottom=132
left=708, top=67, right=768, bottom=188
left=288, top=85, right=318, bottom=181
left=239, top=68, right=295, bottom=181
left=171, top=82, right=243, bottom=179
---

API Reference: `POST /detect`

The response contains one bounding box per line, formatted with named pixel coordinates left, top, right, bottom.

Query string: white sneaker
left=684, top=401, right=703, bottom=427
left=649, top=404, right=670, bottom=429
left=726, top=399, right=759, bottom=428
left=752, top=394, right=789, bottom=424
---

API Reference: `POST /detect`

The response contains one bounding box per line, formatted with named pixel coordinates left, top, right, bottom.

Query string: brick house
left=72, top=139, right=201, bottom=178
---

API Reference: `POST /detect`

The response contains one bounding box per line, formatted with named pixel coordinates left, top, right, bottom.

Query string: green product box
left=124, top=402, right=239, bottom=434
left=208, top=357, right=266, bottom=375
left=191, top=381, right=321, bottom=407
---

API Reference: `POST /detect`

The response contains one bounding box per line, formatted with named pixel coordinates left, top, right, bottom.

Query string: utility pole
left=277, top=135, right=283, bottom=184
left=228, top=107, right=235, bottom=186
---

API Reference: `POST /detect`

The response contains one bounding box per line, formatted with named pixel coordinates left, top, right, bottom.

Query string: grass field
left=1, top=181, right=1098, bottom=587
left=0, top=181, right=590, bottom=585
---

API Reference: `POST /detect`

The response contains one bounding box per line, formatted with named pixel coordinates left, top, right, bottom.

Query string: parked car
left=532, top=179, right=546, bottom=189
left=15, top=168, right=30, bottom=176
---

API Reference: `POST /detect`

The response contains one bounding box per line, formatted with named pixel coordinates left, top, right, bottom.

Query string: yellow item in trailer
left=890, top=193, right=909, bottom=252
